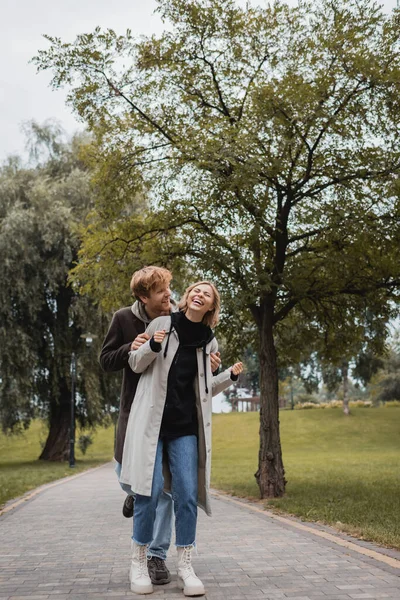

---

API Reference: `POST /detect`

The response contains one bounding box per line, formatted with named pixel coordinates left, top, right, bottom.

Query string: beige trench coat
left=119, top=315, right=235, bottom=516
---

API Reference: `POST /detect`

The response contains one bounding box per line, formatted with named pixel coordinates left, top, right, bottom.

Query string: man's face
left=140, top=284, right=171, bottom=318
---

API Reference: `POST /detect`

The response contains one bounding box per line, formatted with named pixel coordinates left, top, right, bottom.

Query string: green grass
left=212, top=407, right=400, bottom=549
left=0, top=420, right=114, bottom=510
left=2, top=409, right=399, bottom=550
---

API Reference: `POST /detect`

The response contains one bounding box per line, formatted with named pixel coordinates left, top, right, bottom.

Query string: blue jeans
left=133, top=435, right=198, bottom=548
left=114, top=461, right=173, bottom=560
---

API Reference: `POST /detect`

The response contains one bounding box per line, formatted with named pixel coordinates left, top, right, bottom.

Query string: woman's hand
left=231, top=362, right=244, bottom=376
left=153, top=329, right=166, bottom=343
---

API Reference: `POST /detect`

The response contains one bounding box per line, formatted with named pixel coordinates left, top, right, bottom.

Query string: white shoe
left=177, top=546, right=205, bottom=596
left=130, top=541, right=153, bottom=594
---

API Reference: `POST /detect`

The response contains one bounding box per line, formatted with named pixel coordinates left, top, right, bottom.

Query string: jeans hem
left=147, top=551, right=167, bottom=560
left=175, top=540, right=196, bottom=548
left=132, top=536, right=151, bottom=546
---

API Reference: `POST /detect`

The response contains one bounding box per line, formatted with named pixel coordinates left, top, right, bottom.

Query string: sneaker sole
left=151, top=575, right=171, bottom=585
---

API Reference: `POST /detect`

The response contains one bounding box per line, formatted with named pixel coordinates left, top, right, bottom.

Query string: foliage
left=294, top=399, right=371, bottom=409
left=33, top=0, right=400, bottom=492
left=368, top=350, right=400, bottom=405
left=0, top=123, right=119, bottom=459
left=78, top=434, right=94, bottom=455
left=33, top=0, right=400, bottom=328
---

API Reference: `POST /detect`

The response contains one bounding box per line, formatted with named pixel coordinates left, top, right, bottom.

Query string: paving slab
left=0, top=463, right=399, bottom=600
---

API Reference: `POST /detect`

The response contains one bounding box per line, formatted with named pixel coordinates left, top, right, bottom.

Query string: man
left=100, top=266, right=221, bottom=587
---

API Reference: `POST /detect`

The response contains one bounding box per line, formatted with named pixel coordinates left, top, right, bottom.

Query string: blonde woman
left=120, top=281, right=243, bottom=596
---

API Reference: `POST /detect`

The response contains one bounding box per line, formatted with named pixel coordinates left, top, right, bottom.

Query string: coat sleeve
left=99, top=312, right=132, bottom=372
left=211, top=369, right=236, bottom=397
left=128, top=318, right=165, bottom=374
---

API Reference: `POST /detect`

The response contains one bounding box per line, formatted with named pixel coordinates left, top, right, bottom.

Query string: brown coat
left=99, top=304, right=149, bottom=463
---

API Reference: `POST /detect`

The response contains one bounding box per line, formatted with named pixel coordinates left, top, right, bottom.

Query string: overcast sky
left=1, top=0, right=398, bottom=162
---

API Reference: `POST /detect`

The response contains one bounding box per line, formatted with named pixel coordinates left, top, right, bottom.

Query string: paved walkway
left=0, top=462, right=399, bottom=600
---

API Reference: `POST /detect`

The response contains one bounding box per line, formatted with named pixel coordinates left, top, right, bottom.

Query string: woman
left=120, top=281, right=243, bottom=596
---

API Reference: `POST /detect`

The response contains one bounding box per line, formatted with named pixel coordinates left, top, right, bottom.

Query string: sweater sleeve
left=99, top=312, right=132, bottom=372
left=211, top=369, right=236, bottom=397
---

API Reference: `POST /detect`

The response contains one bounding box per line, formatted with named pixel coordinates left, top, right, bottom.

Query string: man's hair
left=130, top=266, right=172, bottom=300
left=178, top=281, right=220, bottom=328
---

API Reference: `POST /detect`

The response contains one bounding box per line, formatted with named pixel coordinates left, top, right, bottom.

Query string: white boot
left=177, top=546, right=205, bottom=596
left=130, top=541, right=153, bottom=594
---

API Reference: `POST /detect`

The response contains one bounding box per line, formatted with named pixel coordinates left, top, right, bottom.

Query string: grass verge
left=1, top=409, right=399, bottom=550
left=212, top=407, right=400, bottom=549
left=0, top=420, right=114, bottom=510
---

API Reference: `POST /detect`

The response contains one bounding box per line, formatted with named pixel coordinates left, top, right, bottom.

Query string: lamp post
left=69, top=333, right=98, bottom=468
left=69, top=352, right=77, bottom=468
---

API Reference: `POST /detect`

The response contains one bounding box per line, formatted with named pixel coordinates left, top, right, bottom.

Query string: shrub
left=383, top=400, right=400, bottom=407
left=296, top=393, right=319, bottom=404
left=326, top=400, right=343, bottom=408
left=294, top=402, right=321, bottom=410
left=349, top=400, right=372, bottom=408
left=78, top=434, right=94, bottom=455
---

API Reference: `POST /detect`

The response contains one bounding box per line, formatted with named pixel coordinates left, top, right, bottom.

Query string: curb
left=0, top=461, right=112, bottom=517
left=211, top=490, right=400, bottom=570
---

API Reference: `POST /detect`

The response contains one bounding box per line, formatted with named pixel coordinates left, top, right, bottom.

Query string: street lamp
left=69, top=333, right=98, bottom=468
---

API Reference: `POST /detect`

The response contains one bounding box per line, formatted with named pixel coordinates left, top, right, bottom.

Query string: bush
left=349, top=400, right=372, bottom=408
left=383, top=400, right=400, bottom=407
left=294, top=400, right=366, bottom=410
left=78, top=434, right=94, bottom=455
left=294, top=402, right=322, bottom=410
left=296, top=393, right=320, bottom=405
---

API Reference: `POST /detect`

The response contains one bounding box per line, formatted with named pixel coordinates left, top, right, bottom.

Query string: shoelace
left=150, top=557, right=165, bottom=570
left=135, top=546, right=148, bottom=575
left=181, top=547, right=195, bottom=575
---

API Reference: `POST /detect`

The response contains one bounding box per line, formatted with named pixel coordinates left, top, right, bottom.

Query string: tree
left=34, top=0, right=400, bottom=495
left=0, top=123, right=118, bottom=460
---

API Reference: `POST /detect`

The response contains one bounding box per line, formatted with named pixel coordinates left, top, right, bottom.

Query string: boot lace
left=180, top=546, right=195, bottom=576
left=134, top=545, right=148, bottom=575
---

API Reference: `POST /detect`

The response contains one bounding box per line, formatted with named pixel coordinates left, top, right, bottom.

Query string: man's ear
left=138, top=295, right=149, bottom=305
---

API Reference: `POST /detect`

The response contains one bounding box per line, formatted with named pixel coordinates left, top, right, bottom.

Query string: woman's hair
left=178, top=281, right=220, bottom=328
left=130, top=266, right=172, bottom=300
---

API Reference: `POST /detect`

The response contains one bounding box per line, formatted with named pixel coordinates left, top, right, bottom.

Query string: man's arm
left=99, top=312, right=134, bottom=372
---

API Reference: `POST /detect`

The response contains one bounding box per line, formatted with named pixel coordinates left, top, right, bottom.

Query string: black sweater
left=156, top=311, right=214, bottom=439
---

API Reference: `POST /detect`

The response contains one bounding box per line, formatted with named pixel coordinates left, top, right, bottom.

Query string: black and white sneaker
left=147, top=556, right=171, bottom=585
left=122, top=494, right=134, bottom=518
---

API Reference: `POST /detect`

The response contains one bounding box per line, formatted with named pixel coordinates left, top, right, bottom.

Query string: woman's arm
left=128, top=318, right=169, bottom=373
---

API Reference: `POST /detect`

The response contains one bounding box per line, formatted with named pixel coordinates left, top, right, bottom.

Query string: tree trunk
left=255, top=307, right=286, bottom=497
left=342, top=361, right=350, bottom=416
left=39, top=381, right=70, bottom=461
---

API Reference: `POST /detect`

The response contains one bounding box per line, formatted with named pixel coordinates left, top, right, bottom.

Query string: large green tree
left=0, top=123, right=118, bottom=460
left=34, top=0, right=400, bottom=495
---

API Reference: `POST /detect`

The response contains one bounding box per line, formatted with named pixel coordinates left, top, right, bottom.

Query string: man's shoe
left=122, top=494, right=134, bottom=518
left=147, top=556, right=171, bottom=585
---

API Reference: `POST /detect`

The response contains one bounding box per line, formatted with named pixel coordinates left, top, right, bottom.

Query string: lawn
left=212, top=407, right=400, bottom=549
left=0, top=420, right=114, bottom=510
left=1, top=408, right=399, bottom=550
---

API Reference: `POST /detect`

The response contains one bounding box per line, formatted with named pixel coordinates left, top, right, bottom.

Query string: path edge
left=211, top=489, right=400, bottom=570
left=0, top=461, right=112, bottom=517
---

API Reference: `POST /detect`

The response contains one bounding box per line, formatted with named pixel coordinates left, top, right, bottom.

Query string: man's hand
left=231, top=362, right=244, bottom=376
left=210, top=351, right=221, bottom=372
left=153, top=329, right=167, bottom=343
left=130, top=333, right=150, bottom=351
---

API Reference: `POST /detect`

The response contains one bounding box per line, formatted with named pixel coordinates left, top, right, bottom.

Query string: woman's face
left=186, top=283, right=215, bottom=318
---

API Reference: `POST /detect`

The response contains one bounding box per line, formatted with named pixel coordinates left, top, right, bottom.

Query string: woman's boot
left=177, top=546, right=205, bottom=596
left=130, top=541, right=153, bottom=594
